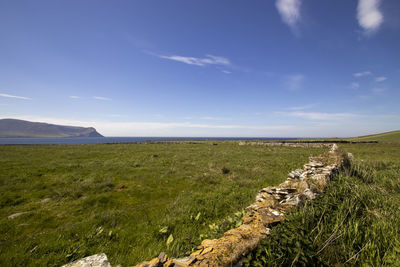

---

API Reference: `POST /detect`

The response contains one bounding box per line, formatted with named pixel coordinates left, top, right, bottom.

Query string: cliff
left=0, top=118, right=103, bottom=138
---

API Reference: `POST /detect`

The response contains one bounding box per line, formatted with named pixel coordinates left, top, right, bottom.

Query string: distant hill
left=348, top=130, right=400, bottom=143
left=0, top=119, right=103, bottom=138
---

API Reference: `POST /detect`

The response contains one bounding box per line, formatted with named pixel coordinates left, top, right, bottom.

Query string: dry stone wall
left=238, top=141, right=332, bottom=148
left=63, top=144, right=351, bottom=267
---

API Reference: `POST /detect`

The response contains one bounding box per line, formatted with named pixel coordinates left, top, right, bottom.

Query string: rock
left=201, top=247, right=213, bottom=255
left=147, top=257, right=161, bottom=267
left=41, top=198, right=51, bottom=203
left=8, top=211, right=28, bottom=219
left=288, top=169, right=303, bottom=179
left=158, top=252, right=167, bottom=263
left=330, top=143, right=339, bottom=152
left=172, top=257, right=191, bottom=266
left=271, top=210, right=281, bottom=216
left=281, top=195, right=302, bottom=206
left=62, top=253, right=111, bottom=267
left=302, top=189, right=316, bottom=200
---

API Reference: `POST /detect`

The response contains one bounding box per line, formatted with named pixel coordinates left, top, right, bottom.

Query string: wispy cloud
left=372, top=87, right=385, bottom=93
left=7, top=114, right=400, bottom=138
left=375, top=76, right=387, bottom=82
left=279, top=111, right=358, bottom=121
left=200, top=116, right=231, bottom=121
left=69, top=95, right=80, bottom=99
left=357, top=0, right=384, bottom=33
left=285, top=74, right=304, bottom=91
left=276, top=0, right=302, bottom=32
left=93, top=96, right=111, bottom=101
left=287, top=103, right=318, bottom=111
left=221, top=70, right=232, bottom=74
left=354, top=71, right=372, bottom=77
left=5, top=115, right=298, bottom=137
left=0, top=93, right=30, bottom=100
left=157, top=54, right=231, bottom=67
left=350, top=82, right=360, bottom=89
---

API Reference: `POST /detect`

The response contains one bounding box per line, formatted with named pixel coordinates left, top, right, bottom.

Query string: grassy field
left=348, top=130, right=400, bottom=143
left=0, top=142, right=326, bottom=266
left=244, top=142, right=400, bottom=266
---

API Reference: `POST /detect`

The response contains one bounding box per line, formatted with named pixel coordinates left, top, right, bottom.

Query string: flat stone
left=288, top=169, right=303, bottom=179
left=148, top=257, right=161, bottom=267
left=302, top=189, right=316, bottom=200
left=158, top=252, right=167, bottom=263
left=62, top=253, right=111, bottom=267
left=271, top=210, right=281, bottom=216
left=41, top=198, right=52, bottom=203
left=8, top=212, right=28, bottom=219
left=201, top=247, right=213, bottom=255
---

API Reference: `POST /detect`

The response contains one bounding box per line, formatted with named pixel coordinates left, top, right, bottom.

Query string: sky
left=1, top=0, right=400, bottom=137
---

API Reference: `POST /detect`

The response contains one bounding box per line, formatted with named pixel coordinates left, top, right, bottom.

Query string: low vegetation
left=348, top=130, right=400, bottom=143
left=244, top=142, right=400, bottom=266
left=0, top=142, right=326, bottom=266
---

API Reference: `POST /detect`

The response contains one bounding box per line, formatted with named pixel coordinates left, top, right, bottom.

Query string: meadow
left=0, top=142, right=326, bottom=266
left=244, top=141, right=400, bottom=266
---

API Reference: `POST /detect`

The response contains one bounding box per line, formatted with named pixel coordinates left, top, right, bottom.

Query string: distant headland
left=0, top=118, right=103, bottom=138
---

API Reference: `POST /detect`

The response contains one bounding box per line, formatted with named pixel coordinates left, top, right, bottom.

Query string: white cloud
left=221, top=70, right=231, bottom=74
left=200, top=116, right=231, bottom=121
left=357, top=0, right=383, bottom=33
left=157, top=54, right=231, bottom=67
left=354, top=71, right=372, bottom=77
left=288, top=103, right=318, bottom=111
left=375, top=76, right=387, bottom=82
left=5, top=114, right=400, bottom=138
left=69, top=96, right=80, bottom=99
left=285, top=74, right=304, bottom=91
left=276, top=0, right=302, bottom=31
left=0, top=94, right=31, bottom=100
left=93, top=96, right=111, bottom=101
left=279, top=111, right=358, bottom=121
left=372, top=87, right=385, bottom=93
left=0, top=93, right=31, bottom=100
left=4, top=115, right=297, bottom=137
left=350, top=82, right=360, bottom=89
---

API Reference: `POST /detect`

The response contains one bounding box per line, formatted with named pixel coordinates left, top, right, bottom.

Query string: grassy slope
left=0, top=142, right=326, bottom=266
left=244, top=142, right=400, bottom=266
left=348, top=130, right=400, bottom=143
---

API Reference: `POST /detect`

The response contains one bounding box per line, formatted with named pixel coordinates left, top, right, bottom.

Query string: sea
left=0, top=137, right=298, bottom=145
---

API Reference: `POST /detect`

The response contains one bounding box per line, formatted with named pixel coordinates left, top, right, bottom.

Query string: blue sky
left=1, top=0, right=399, bottom=137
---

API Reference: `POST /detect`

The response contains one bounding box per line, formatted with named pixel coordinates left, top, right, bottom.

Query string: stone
left=271, top=210, right=281, bottom=216
left=148, top=257, right=161, bottom=267
left=8, top=211, right=28, bottom=219
left=302, top=189, right=316, bottom=200
left=331, top=143, right=339, bottom=152
left=158, top=252, right=167, bottom=263
left=62, top=253, right=111, bottom=267
left=164, top=259, right=174, bottom=267
left=288, top=169, right=303, bottom=179
left=201, top=247, right=213, bottom=255
left=173, top=257, right=191, bottom=266
left=41, top=198, right=51, bottom=203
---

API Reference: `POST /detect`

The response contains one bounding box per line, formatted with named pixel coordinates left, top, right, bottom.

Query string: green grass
left=243, top=142, right=400, bottom=266
left=348, top=130, right=400, bottom=143
left=0, top=142, right=326, bottom=266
